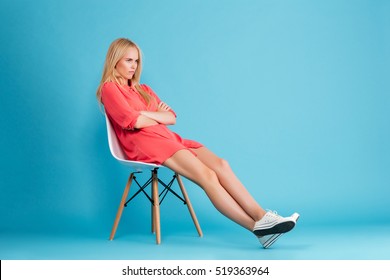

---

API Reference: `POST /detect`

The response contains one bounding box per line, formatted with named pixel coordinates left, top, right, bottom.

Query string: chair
left=105, top=114, right=203, bottom=244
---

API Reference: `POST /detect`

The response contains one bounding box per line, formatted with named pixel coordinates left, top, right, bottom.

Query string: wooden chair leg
left=176, top=173, right=203, bottom=237
left=109, top=173, right=134, bottom=240
left=152, top=170, right=161, bottom=244
left=151, top=199, right=155, bottom=233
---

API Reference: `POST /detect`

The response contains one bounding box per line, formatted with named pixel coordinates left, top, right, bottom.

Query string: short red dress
left=101, top=82, right=203, bottom=164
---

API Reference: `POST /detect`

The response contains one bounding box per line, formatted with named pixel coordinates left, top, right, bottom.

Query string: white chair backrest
left=105, top=113, right=160, bottom=171
left=105, top=114, right=127, bottom=161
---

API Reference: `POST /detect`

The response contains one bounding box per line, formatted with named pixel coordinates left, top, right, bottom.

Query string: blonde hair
left=96, top=38, right=153, bottom=105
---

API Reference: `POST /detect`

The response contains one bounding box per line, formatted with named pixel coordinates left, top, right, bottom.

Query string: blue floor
left=1, top=224, right=389, bottom=260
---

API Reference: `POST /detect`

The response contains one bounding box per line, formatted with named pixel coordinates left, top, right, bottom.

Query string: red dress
left=101, top=82, right=203, bottom=164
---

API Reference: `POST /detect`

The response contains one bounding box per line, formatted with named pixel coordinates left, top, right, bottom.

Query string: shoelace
left=266, top=210, right=280, bottom=217
left=264, top=210, right=282, bottom=221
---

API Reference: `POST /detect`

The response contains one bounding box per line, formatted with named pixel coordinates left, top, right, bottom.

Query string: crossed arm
left=134, top=102, right=176, bottom=129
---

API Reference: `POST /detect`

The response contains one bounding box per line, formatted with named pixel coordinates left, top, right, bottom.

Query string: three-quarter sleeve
left=101, top=82, right=141, bottom=130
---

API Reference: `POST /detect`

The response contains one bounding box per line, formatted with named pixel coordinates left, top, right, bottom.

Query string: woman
left=96, top=38, right=299, bottom=248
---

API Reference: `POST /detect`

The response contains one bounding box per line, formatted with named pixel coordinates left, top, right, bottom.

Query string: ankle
left=255, top=209, right=267, bottom=222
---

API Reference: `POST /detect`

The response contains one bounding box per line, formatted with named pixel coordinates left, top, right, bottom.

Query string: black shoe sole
left=254, top=221, right=296, bottom=236
left=259, top=214, right=300, bottom=249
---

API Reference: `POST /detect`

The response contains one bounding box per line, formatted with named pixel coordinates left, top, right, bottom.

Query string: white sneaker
left=253, top=211, right=298, bottom=236
left=257, top=212, right=300, bottom=249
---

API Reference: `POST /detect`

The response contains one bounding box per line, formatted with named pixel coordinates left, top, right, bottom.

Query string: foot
left=253, top=211, right=298, bottom=236
left=257, top=212, right=300, bottom=249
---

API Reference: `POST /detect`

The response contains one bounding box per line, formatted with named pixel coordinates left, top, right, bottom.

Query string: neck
left=118, top=77, right=130, bottom=87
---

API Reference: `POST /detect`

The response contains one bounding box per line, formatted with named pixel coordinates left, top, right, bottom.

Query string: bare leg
left=192, top=147, right=266, bottom=221
left=163, top=149, right=256, bottom=230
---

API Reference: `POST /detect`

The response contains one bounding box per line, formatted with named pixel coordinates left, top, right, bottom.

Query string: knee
left=205, top=167, right=219, bottom=182
left=200, top=166, right=219, bottom=186
left=215, top=158, right=231, bottom=175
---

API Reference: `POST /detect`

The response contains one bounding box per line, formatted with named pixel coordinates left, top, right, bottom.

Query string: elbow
left=167, top=116, right=176, bottom=126
left=168, top=112, right=176, bottom=125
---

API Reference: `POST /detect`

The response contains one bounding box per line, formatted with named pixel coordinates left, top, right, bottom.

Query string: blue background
left=0, top=0, right=389, bottom=259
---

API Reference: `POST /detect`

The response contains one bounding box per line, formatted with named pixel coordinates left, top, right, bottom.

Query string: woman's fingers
left=158, top=102, right=171, bottom=111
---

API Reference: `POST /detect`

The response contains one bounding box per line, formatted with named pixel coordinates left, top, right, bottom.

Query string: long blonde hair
left=96, top=38, right=153, bottom=105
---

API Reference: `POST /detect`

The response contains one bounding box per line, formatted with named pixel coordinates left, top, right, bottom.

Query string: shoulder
left=140, top=83, right=159, bottom=97
left=100, top=82, right=126, bottom=105
left=139, top=83, right=154, bottom=93
left=102, top=81, right=121, bottom=92
left=102, top=82, right=127, bottom=98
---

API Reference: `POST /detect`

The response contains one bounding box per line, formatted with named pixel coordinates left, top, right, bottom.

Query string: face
left=115, top=46, right=139, bottom=83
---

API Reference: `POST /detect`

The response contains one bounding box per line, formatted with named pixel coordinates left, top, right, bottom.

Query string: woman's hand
left=157, top=102, right=172, bottom=112
left=138, top=101, right=176, bottom=127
